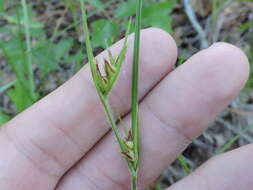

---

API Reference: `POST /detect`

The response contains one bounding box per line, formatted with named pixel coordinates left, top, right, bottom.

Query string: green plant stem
left=100, top=96, right=124, bottom=148
left=21, top=0, right=36, bottom=100
left=131, top=0, right=142, bottom=169
left=178, top=155, right=191, bottom=174
left=80, top=0, right=94, bottom=65
left=100, top=96, right=135, bottom=172
left=80, top=1, right=141, bottom=189
left=131, top=170, right=138, bottom=190
left=130, top=0, right=143, bottom=189
left=216, top=124, right=253, bottom=155
left=80, top=0, right=101, bottom=93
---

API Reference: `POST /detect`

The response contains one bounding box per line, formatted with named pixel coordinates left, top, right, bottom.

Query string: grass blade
left=216, top=125, right=253, bottom=155
left=178, top=155, right=191, bottom=174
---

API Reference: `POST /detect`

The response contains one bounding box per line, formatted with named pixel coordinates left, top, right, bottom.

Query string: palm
left=0, top=28, right=250, bottom=190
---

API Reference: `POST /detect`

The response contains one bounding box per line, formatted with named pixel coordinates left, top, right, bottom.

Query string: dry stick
left=183, top=0, right=209, bottom=49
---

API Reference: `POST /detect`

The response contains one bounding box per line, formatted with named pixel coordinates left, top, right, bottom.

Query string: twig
left=183, top=0, right=209, bottom=49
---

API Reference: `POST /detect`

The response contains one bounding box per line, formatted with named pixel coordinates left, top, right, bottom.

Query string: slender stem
left=101, top=96, right=135, bottom=170
left=21, top=0, right=36, bottom=100
left=131, top=170, right=138, bottom=190
left=178, top=155, right=191, bottom=174
left=215, top=124, right=253, bottom=155
left=80, top=0, right=101, bottom=94
left=101, top=97, right=124, bottom=148
left=130, top=1, right=143, bottom=189
left=131, top=0, right=142, bottom=172
left=80, top=0, right=94, bottom=63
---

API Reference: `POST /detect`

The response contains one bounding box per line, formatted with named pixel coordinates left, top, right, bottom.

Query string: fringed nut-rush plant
left=80, top=0, right=142, bottom=189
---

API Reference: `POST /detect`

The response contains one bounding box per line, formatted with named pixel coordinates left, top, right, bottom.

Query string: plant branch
left=183, top=0, right=209, bottom=49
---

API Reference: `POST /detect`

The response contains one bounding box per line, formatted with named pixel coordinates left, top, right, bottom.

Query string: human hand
left=0, top=28, right=250, bottom=190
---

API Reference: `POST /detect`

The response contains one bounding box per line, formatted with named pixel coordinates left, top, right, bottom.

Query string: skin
left=0, top=28, right=250, bottom=190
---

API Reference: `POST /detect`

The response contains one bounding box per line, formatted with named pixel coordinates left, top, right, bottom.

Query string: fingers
left=168, top=143, right=253, bottom=190
left=0, top=28, right=177, bottom=189
left=56, top=43, right=249, bottom=190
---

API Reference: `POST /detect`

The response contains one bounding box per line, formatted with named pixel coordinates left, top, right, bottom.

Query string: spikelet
left=90, top=23, right=130, bottom=97
left=122, top=130, right=136, bottom=163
